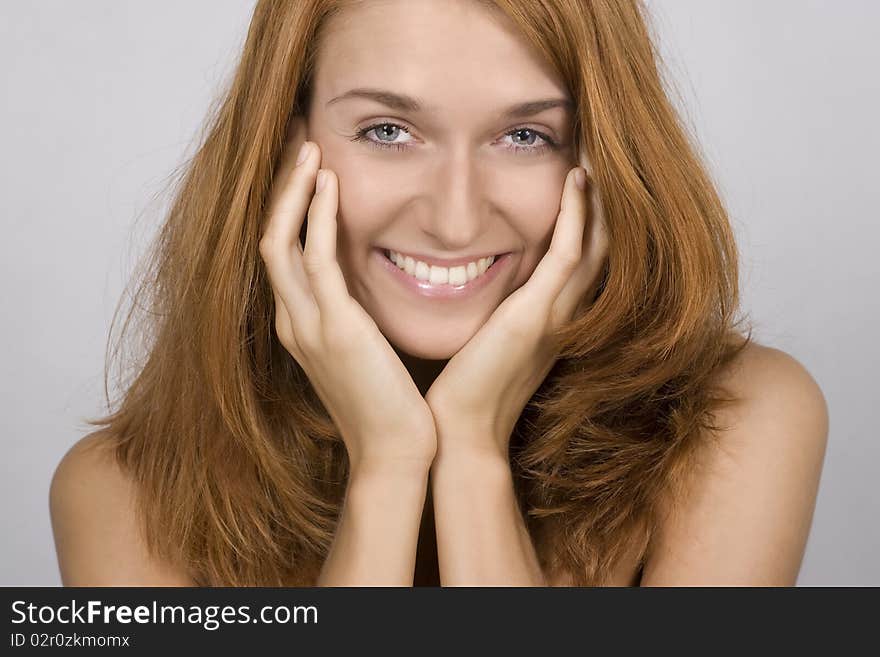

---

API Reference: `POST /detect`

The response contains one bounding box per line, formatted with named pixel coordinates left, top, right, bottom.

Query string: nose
left=420, top=145, right=488, bottom=250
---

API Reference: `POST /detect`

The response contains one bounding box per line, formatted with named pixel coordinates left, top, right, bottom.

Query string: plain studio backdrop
left=1, top=1, right=876, bottom=586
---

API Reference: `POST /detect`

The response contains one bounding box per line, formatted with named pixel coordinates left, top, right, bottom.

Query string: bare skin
left=49, top=0, right=829, bottom=586
left=49, top=341, right=828, bottom=586
left=293, top=0, right=605, bottom=586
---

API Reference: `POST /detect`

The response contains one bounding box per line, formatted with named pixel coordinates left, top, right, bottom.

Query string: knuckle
left=553, top=246, right=581, bottom=269
left=258, top=234, right=278, bottom=258
left=273, top=315, right=296, bottom=349
left=290, top=331, right=315, bottom=358
left=301, top=255, right=324, bottom=277
left=277, top=318, right=316, bottom=361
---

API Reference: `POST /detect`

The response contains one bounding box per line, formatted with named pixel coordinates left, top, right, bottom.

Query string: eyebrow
left=326, top=87, right=573, bottom=119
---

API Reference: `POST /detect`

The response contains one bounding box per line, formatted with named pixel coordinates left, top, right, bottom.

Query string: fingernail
left=316, top=169, right=327, bottom=192
left=296, top=141, right=310, bottom=166
left=574, top=167, right=586, bottom=190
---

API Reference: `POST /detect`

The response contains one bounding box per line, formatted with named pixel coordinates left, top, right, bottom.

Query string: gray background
left=1, top=1, right=876, bottom=585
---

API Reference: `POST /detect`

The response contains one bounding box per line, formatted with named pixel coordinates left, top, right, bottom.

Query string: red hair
left=85, top=0, right=751, bottom=586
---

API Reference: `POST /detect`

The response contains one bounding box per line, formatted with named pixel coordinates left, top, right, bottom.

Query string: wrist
left=431, top=446, right=511, bottom=482
left=433, top=437, right=509, bottom=467
left=349, top=456, right=432, bottom=486
left=344, top=462, right=429, bottom=520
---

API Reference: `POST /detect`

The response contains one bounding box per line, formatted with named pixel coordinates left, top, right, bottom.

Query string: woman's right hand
left=258, top=120, right=437, bottom=475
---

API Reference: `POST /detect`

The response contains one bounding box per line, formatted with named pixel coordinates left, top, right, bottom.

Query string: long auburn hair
left=85, top=0, right=752, bottom=586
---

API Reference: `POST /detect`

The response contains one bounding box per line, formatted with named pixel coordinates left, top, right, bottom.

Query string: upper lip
left=381, top=247, right=507, bottom=268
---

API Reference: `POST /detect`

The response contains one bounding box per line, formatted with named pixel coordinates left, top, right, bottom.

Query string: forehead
left=313, top=0, right=569, bottom=114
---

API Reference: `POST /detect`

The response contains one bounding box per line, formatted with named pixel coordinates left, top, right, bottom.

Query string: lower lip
left=373, top=248, right=512, bottom=300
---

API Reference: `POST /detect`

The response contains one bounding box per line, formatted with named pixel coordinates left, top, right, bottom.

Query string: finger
left=517, top=166, right=589, bottom=313
left=265, top=116, right=310, bottom=244
left=259, top=139, right=320, bottom=325
left=301, top=168, right=352, bottom=316
left=269, top=286, right=299, bottom=352
left=553, top=169, right=610, bottom=322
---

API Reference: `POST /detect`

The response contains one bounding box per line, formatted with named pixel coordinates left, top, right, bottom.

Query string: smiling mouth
left=382, top=248, right=504, bottom=285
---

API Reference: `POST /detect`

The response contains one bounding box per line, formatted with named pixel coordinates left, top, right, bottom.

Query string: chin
left=384, top=326, right=471, bottom=361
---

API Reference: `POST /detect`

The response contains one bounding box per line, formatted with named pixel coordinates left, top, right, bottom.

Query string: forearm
left=317, top=462, right=429, bottom=586
left=431, top=450, right=547, bottom=586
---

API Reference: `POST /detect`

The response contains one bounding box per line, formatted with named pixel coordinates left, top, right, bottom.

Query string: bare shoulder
left=641, top=341, right=829, bottom=585
left=715, top=340, right=827, bottom=407
left=49, top=431, right=196, bottom=586
left=711, top=342, right=829, bottom=453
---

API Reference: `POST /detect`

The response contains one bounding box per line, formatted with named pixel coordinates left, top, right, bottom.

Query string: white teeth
left=448, top=265, right=467, bottom=286
left=387, top=250, right=496, bottom=285
left=414, top=260, right=429, bottom=280
left=429, top=265, right=449, bottom=285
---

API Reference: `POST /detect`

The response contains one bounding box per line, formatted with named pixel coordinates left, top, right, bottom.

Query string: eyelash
left=349, top=121, right=558, bottom=155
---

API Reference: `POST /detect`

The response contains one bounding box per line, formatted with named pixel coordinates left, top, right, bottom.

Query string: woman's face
left=304, top=0, right=577, bottom=360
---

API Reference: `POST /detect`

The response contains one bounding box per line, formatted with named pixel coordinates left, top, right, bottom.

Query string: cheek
left=321, top=142, right=563, bottom=254
left=306, top=140, right=396, bottom=235
left=511, top=191, right=559, bottom=241
left=335, top=171, right=403, bottom=242
left=506, top=189, right=560, bottom=282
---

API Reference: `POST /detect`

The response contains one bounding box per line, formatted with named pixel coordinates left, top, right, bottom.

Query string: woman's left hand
left=425, top=163, right=609, bottom=462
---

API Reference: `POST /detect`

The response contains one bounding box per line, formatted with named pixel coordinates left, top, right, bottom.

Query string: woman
left=49, top=0, right=828, bottom=586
